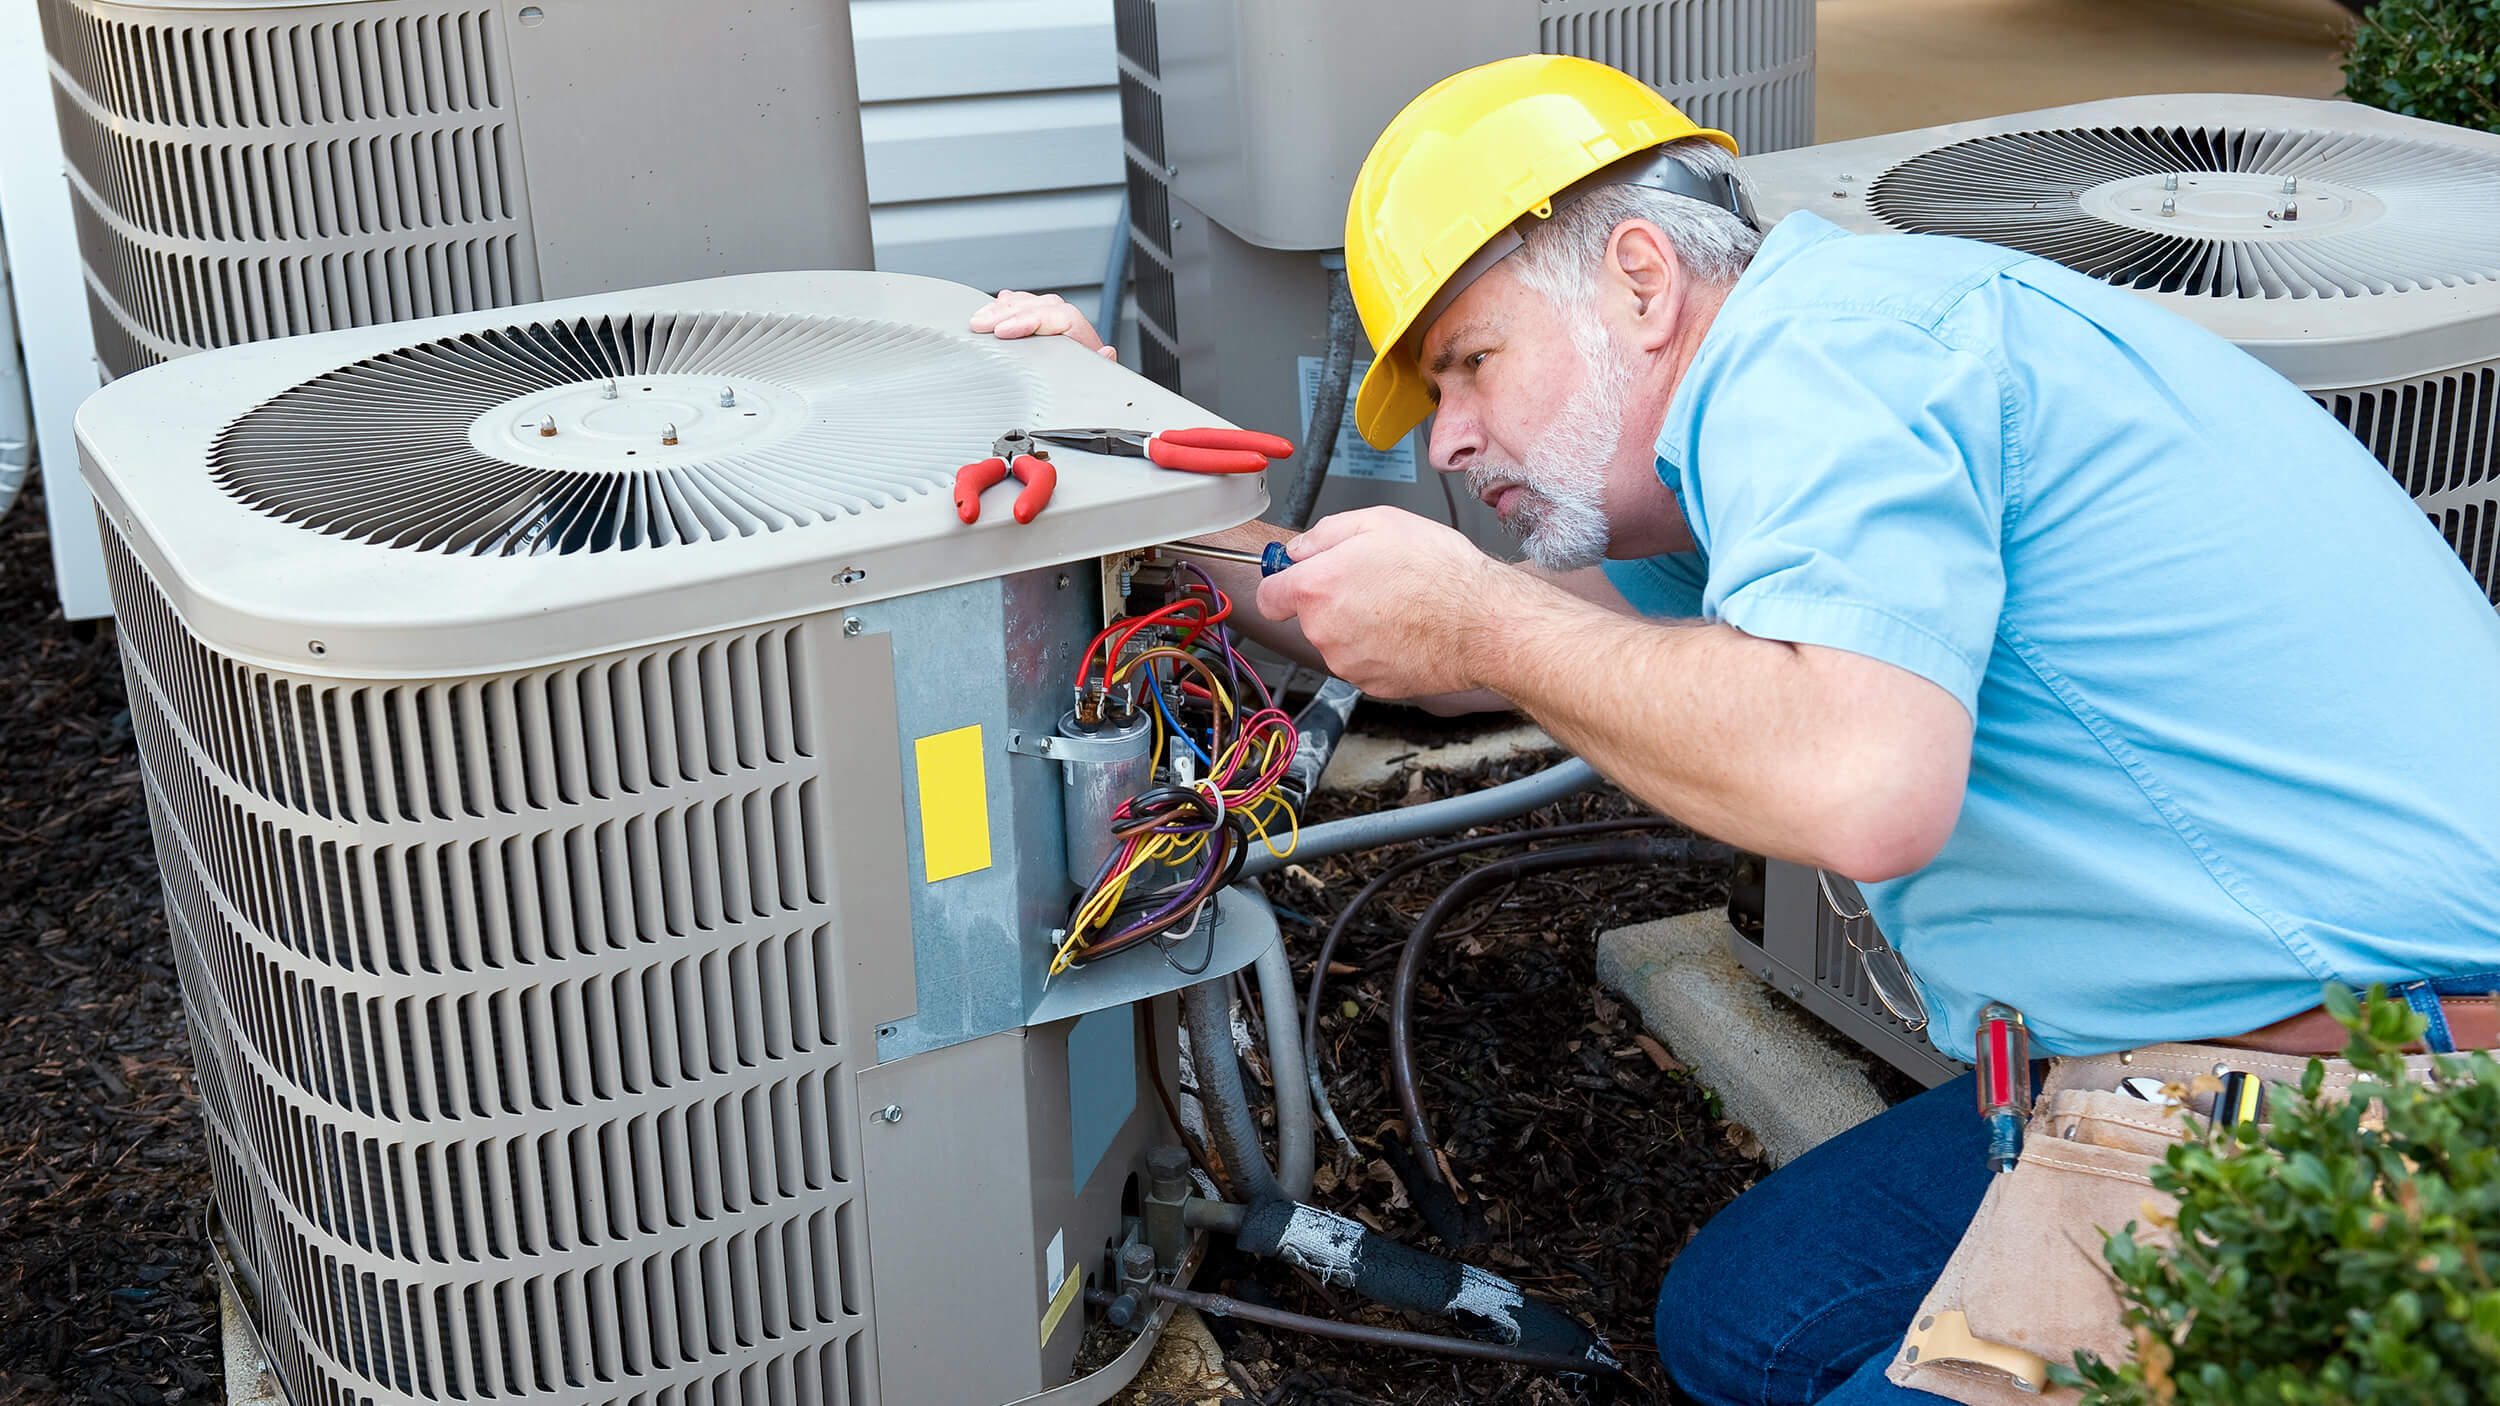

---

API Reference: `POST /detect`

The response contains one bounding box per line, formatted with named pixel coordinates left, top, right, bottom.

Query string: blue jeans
left=1656, top=1074, right=1993, bottom=1405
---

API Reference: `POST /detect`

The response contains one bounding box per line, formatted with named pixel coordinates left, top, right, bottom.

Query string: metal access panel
left=1733, top=860, right=1964, bottom=1087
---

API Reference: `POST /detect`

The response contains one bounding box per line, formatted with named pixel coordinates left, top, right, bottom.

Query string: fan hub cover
left=2077, top=171, right=2380, bottom=241
left=475, top=374, right=809, bottom=469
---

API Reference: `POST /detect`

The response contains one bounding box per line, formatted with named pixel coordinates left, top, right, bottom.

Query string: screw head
left=2160, top=197, right=2176, bottom=217
left=842, top=616, right=863, bottom=636
left=1055, top=572, right=1071, bottom=589
left=660, top=422, right=679, bottom=445
left=875, top=1104, right=905, bottom=1124
left=719, top=386, right=737, bottom=407
left=2163, top=173, right=2178, bottom=191
left=306, top=640, right=327, bottom=656
left=601, top=379, right=619, bottom=400
left=538, top=414, right=558, bottom=437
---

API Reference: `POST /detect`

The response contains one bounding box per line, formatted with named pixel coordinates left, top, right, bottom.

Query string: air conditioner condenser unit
left=1734, top=94, right=2500, bottom=1085
left=1742, top=93, right=2500, bottom=601
left=78, top=271, right=1279, bottom=1406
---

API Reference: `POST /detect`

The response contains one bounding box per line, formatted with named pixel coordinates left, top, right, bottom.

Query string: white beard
left=1463, top=309, right=1632, bottom=572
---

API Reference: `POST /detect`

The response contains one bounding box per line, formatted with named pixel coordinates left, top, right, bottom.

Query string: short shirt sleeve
left=1601, top=551, right=1708, bottom=618
left=1682, top=312, right=2010, bottom=717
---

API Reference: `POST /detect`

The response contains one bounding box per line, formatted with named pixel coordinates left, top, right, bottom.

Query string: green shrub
left=2058, top=986, right=2500, bottom=1406
left=2342, top=0, right=2500, bottom=134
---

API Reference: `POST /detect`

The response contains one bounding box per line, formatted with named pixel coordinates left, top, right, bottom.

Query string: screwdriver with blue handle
left=1169, top=540, right=1295, bottom=576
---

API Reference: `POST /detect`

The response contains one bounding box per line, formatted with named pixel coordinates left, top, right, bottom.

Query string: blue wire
left=1148, top=672, right=1214, bottom=767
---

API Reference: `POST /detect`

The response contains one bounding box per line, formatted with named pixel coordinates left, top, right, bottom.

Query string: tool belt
left=1887, top=1039, right=2457, bottom=1403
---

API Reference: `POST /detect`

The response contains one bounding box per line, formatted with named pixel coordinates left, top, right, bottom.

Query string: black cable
left=1300, top=818, right=1686, bottom=1085
left=1111, top=1283, right=1620, bottom=1376
left=1389, top=836, right=1733, bottom=1185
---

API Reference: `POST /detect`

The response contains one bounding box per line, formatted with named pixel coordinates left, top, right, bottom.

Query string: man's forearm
left=1457, top=571, right=1967, bottom=878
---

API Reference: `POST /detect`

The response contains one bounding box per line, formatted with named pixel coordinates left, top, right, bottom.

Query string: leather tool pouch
left=1886, top=1043, right=2421, bottom=1402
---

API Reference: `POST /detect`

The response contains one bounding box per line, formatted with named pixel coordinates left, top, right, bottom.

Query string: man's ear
left=1606, top=219, right=1683, bottom=352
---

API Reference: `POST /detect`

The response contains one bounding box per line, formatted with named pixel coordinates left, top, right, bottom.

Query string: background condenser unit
left=1111, top=0, right=1814, bottom=549
left=78, top=271, right=1280, bottom=1405
left=1735, top=93, right=2500, bottom=1083
left=37, top=0, right=876, bottom=379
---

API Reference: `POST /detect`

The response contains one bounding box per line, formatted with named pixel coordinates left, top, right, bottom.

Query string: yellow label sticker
left=914, top=725, right=993, bottom=883
left=1040, top=1266, right=1082, bottom=1346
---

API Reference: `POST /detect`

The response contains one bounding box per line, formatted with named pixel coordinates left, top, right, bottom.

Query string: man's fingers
left=1254, top=572, right=1303, bottom=623
left=1283, top=512, right=1375, bottom=560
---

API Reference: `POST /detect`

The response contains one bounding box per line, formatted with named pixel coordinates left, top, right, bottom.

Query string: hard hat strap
left=1405, top=145, right=1757, bottom=355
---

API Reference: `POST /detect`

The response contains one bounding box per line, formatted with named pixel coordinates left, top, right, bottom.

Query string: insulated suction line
left=210, top=310, right=1039, bottom=555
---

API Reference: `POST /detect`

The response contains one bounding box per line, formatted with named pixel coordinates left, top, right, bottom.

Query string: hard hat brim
left=1354, top=344, right=1435, bottom=452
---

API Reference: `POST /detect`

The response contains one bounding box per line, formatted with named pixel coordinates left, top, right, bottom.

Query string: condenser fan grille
left=1866, top=125, right=2500, bottom=298
left=210, top=310, right=1037, bottom=555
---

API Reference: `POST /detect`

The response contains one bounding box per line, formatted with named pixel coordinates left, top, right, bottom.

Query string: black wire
left=1300, top=818, right=1688, bottom=1081
left=1157, top=897, right=1220, bottom=976
left=1387, top=836, right=1733, bottom=1185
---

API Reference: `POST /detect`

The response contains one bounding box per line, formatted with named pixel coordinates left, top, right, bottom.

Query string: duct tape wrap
left=1235, top=1200, right=1620, bottom=1370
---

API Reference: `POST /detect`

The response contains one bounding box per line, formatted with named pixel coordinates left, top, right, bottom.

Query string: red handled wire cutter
left=955, top=425, right=1295, bottom=525
left=1030, top=425, right=1294, bottom=475
left=954, top=430, right=1059, bottom=525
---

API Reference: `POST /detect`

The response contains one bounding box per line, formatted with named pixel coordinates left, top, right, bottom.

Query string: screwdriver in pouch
left=1975, top=1002, right=2032, bottom=1174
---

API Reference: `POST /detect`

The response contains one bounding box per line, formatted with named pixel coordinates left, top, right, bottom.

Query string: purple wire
left=1178, top=561, right=1242, bottom=695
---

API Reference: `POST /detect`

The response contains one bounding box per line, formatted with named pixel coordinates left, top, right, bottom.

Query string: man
left=975, top=55, right=2500, bottom=1404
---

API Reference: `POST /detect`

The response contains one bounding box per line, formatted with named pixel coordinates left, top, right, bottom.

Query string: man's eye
left=1466, top=351, right=1489, bottom=370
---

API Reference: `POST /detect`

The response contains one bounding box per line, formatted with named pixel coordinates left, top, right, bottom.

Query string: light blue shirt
left=1604, top=211, right=2500, bottom=1056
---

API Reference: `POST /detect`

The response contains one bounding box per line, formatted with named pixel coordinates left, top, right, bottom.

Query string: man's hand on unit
left=968, top=291, right=1117, bottom=359
left=1255, top=506, right=1516, bottom=699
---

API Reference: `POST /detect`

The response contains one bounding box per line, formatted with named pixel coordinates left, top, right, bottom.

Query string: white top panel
left=1739, top=94, right=2500, bottom=390
left=78, top=271, right=1266, bottom=677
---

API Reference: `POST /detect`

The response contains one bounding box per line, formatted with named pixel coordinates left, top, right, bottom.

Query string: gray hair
left=1506, top=136, right=1763, bottom=310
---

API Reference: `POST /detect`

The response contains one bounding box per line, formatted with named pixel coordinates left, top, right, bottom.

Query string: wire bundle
left=1053, top=568, right=1300, bottom=975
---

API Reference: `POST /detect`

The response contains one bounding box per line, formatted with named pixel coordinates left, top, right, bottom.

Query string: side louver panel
left=103, top=520, right=876, bottom=1406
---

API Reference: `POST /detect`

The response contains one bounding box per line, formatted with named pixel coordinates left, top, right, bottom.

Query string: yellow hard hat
left=1345, top=55, right=1739, bottom=449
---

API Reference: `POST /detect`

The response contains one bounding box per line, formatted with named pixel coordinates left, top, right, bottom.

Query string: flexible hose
left=1279, top=258, right=1356, bottom=532
left=1251, top=937, right=1316, bottom=1200
left=1183, top=975, right=1281, bottom=1203
left=1300, top=818, right=1687, bottom=1086
left=1390, top=837, right=1734, bottom=1184
left=1097, top=192, right=1132, bottom=344
left=1095, top=1284, right=1614, bottom=1375
left=1241, top=757, right=1602, bottom=879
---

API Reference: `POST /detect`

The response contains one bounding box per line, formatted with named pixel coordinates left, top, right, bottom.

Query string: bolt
left=719, top=386, right=737, bottom=407
left=1120, top=1243, right=1157, bottom=1282
left=2279, top=200, right=2298, bottom=222
left=601, top=379, right=619, bottom=400
left=2159, top=197, right=2176, bottom=218
left=1055, top=572, right=1071, bottom=589
left=1105, top=1291, right=1141, bottom=1328
left=660, top=423, right=679, bottom=446
left=1146, top=1144, right=1191, bottom=1181
left=306, top=640, right=327, bottom=656
left=1116, top=565, right=1134, bottom=598
left=2163, top=173, right=2178, bottom=192
left=842, top=616, right=863, bottom=636
left=2119, top=1050, right=2135, bottom=1064
left=875, top=1104, right=905, bottom=1124
left=1170, top=218, right=1182, bottom=231
left=538, top=415, right=557, bottom=437
left=2283, top=176, right=2298, bottom=195
left=2213, top=1062, right=2231, bottom=1077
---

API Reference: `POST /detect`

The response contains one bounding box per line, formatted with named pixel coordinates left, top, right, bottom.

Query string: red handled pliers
left=1029, top=426, right=1294, bottom=475
left=954, top=430, right=1059, bottom=525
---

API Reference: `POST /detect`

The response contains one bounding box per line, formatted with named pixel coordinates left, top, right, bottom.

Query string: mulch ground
left=0, top=479, right=1763, bottom=1406
left=0, top=479, right=218, bottom=1405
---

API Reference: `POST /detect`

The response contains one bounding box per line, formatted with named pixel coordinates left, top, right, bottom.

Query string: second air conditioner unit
left=1736, top=94, right=2500, bottom=1084
left=1742, top=93, right=2500, bottom=602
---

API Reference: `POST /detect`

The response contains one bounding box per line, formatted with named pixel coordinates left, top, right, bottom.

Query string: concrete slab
left=1817, top=0, right=2351, bottom=144
left=1597, top=910, right=1887, bottom=1167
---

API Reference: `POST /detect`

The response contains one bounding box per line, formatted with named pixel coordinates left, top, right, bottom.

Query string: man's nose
left=1427, top=409, right=1479, bottom=475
